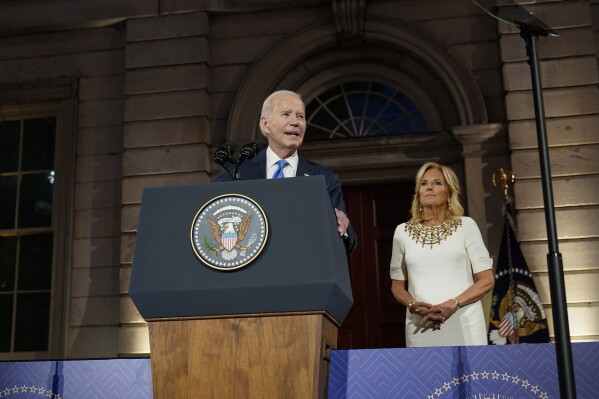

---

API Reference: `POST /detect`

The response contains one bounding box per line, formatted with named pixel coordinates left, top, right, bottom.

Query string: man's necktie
left=272, top=160, right=288, bottom=179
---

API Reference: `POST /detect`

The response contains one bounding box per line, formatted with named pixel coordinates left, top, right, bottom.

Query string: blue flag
left=488, top=201, right=550, bottom=344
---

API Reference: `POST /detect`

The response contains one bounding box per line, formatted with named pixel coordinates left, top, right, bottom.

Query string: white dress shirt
left=266, top=147, right=299, bottom=179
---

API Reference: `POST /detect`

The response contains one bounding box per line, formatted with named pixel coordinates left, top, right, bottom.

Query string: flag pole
left=492, top=169, right=519, bottom=343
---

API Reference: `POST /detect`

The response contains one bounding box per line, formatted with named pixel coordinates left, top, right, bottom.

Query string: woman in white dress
left=390, top=162, right=495, bottom=347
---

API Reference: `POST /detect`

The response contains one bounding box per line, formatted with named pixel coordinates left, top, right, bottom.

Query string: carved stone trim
left=227, top=17, right=488, bottom=144
left=332, top=0, right=366, bottom=40
left=453, top=123, right=507, bottom=157
left=300, top=132, right=462, bottom=183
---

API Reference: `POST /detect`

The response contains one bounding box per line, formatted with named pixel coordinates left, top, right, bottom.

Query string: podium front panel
left=129, top=176, right=353, bottom=324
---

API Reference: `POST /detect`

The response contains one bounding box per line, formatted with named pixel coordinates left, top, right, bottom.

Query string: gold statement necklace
left=404, top=219, right=462, bottom=248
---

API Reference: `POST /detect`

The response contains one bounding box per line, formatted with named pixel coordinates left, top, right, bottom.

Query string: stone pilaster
left=118, top=11, right=212, bottom=356
left=453, top=123, right=508, bottom=256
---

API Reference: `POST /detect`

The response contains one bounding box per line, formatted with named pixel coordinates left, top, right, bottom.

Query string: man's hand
left=334, top=208, right=349, bottom=236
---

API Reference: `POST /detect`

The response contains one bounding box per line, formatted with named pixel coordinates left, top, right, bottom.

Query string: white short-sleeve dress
left=390, top=216, right=493, bottom=347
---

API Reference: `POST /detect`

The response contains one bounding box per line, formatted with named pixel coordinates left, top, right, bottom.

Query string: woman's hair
left=409, top=162, right=464, bottom=222
left=259, top=90, right=302, bottom=136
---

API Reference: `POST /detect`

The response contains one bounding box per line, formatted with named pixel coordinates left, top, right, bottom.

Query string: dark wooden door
left=337, top=182, right=414, bottom=349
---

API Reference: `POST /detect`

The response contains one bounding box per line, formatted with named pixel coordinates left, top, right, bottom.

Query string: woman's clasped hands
left=414, top=299, right=460, bottom=331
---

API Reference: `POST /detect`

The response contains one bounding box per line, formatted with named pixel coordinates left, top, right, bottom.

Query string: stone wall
left=0, top=0, right=596, bottom=358
left=501, top=0, right=599, bottom=341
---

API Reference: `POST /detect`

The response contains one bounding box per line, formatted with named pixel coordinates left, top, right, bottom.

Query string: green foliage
left=203, top=236, right=217, bottom=253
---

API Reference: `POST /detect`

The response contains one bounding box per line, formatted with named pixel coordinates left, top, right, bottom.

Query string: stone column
left=453, top=123, right=508, bottom=251
left=454, top=122, right=509, bottom=328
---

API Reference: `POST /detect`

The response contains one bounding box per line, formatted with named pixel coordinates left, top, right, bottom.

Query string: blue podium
left=129, top=176, right=353, bottom=399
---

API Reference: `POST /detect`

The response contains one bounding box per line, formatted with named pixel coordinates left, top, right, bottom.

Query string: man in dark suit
left=214, top=90, right=356, bottom=253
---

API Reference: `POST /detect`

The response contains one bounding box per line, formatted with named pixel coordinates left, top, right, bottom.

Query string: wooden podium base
left=148, top=312, right=338, bottom=399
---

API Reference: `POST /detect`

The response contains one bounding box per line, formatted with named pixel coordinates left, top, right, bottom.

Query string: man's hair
left=409, top=162, right=464, bottom=222
left=259, top=90, right=303, bottom=136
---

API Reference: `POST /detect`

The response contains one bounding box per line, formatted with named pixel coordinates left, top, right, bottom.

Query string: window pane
left=327, top=97, right=349, bottom=121
left=18, top=172, right=53, bottom=228
left=305, top=81, right=428, bottom=140
left=365, top=94, right=387, bottom=117
left=0, top=236, right=17, bottom=292
left=0, top=120, right=20, bottom=173
left=387, top=120, right=414, bottom=135
left=347, top=94, right=366, bottom=117
left=22, top=118, right=56, bottom=171
left=0, top=294, right=13, bottom=352
left=18, top=233, right=53, bottom=290
left=1, top=113, right=59, bottom=355
left=14, top=292, right=50, bottom=352
left=0, top=175, right=18, bottom=229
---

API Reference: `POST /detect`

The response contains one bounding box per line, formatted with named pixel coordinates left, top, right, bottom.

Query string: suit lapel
left=247, top=150, right=267, bottom=179
left=296, top=156, right=314, bottom=177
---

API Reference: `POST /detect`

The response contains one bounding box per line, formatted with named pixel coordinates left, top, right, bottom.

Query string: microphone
left=214, top=142, right=237, bottom=181
left=238, top=142, right=259, bottom=162
left=214, top=143, right=235, bottom=167
left=234, top=142, right=260, bottom=180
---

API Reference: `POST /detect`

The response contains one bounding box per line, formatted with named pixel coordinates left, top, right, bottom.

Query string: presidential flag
left=488, top=201, right=550, bottom=344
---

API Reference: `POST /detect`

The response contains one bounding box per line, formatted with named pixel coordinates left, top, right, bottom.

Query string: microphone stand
left=233, top=163, right=242, bottom=181
left=470, top=2, right=575, bottom=396
left=234, top=143, right=260, bottom=181
left=518, top=23, right=576, bottom=399
left=218, top=162, right=237, bottom=181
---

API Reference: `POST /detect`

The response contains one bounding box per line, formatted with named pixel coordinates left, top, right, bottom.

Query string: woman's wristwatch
left=452, top=297, right=461, bottom=309
left=407, top=299, right=416, bottom=314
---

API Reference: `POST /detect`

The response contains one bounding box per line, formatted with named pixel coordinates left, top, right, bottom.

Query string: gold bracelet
left=452, top=297, right=461, bottom=309
left=407, top=299, right=416, bottom=314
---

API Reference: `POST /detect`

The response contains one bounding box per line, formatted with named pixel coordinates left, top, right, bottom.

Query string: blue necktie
left=272, top=160, right=288, bottom=179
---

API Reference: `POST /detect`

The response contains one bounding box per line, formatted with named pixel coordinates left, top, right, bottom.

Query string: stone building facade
left=0, top=0, right=597, bottom=359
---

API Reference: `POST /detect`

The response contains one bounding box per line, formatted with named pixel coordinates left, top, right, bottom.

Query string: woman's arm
left=421, top=269, right=495, bottom=326
left=391, top=279, right=432, bottom=316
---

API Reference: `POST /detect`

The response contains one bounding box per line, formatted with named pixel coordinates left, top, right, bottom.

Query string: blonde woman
left=390, top=162, right=495, bottom=347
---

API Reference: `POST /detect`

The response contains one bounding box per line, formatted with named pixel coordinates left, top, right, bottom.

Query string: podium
left=129, top=176, right=353, bottom=398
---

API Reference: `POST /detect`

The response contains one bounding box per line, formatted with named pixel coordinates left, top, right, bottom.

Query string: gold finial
left=492, top=168, right=515, bottom=197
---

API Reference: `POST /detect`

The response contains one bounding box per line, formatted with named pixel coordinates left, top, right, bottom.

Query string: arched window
left=305, top=81, right=428, bottom=141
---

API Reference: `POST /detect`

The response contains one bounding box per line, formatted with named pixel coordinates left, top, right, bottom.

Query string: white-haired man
left=214, top=90, right=356, bottom=253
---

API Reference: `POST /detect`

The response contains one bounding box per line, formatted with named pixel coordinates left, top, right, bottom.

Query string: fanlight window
left=305, top=82, right=427, bottom=140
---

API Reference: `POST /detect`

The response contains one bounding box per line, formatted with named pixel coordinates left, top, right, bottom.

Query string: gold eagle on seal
left=207, top=214, right=253, bottom=253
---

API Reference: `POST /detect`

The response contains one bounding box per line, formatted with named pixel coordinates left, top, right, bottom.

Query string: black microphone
left=234, top=142, right=260, bottom=180
left=214, top=143, right=235, bottom=167
left=238, top=142, right=260, bottom=162
left=214, top=143, right=237, bottom=181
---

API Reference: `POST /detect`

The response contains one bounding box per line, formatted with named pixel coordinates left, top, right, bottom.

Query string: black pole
left=520, top=26, right=577, bottom=399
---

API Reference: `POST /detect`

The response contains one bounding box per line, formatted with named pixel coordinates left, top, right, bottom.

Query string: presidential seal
left=190, top=194, right=268, bottom=271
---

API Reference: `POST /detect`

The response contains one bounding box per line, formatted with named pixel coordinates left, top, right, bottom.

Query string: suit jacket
left=213, top=149, right=357, bottom=253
